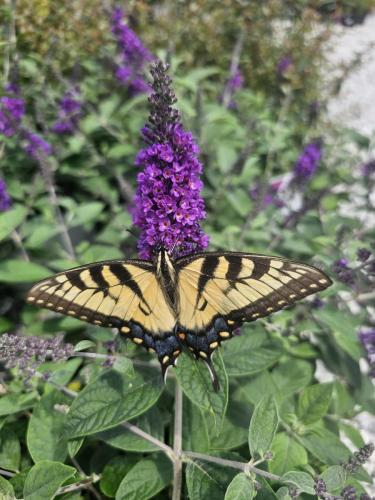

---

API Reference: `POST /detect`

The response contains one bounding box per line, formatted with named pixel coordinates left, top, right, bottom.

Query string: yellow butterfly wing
left=176, top=252, right=332, bottom=360
left=27, top=259, right=180, bottom=371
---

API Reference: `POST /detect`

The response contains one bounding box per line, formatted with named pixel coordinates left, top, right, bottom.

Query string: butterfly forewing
left=26, top=259, right=181, bottom=371
left=176, top=252, right=332, bottom=360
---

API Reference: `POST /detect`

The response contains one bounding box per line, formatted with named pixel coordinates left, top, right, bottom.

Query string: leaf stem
left=172, top=382, right=183, bottom=500
left=0, top=468, right=15, bottom=478
left=182, top=451, right=282, bottom=482
left=36, top=152, right=76, bottom=260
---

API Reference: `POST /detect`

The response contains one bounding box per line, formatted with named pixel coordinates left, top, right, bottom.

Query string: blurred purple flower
left=250, top=180, right=284, bottom=208
left=224, top=69, right=244, bottom=109
left=361, top=159, right=375, bottom=176
left=358, top=329, right=375, bottom=377
left=0, top=333, right=74, bottom=381
left=24, top=131, right=52, bottom=159
left=0, top=95, right=25, bottom=137
left=111, top=6, right=153, bottom=94
left=132, top=61, right=209, bottom=259
left=294, top=141, right=322, bottom=180
left=277, top=56, right=293, bottom=76
left=357, top=248, right=371, bottom=262
left=0, top=179, right=11, bottom=212
left=52, top=90, right=82, bottom=135
left=332, top=258, right=355, bottom=286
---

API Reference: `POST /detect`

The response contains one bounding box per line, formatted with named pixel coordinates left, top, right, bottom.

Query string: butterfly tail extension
left=205, top=358, right=220, bottom=392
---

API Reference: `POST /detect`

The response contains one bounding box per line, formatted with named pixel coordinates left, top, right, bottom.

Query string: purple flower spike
left=0, top=179, right=12, bottom=212
left=24, top=131, right=52, bottom=159
left=0, top=95, right=25, bottom=137
left=358, top=329, right=375, bottom=377
left=294, top=141, right=322, bottom=181
left=52, top=90, right=82, bottom=135
left=361, top=159, right=375, bottom=176
left=111, top=6, right=153, bottom=94
left=132, top=61, right=209, bottom=259
left=277, top=56, right=293, bottom=76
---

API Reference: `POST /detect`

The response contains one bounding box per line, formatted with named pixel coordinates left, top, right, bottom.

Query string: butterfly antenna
left=205, top=359, right=220, bottom=392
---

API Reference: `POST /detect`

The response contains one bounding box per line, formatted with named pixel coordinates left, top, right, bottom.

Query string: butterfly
left=26, top=248, right=332, bottom=390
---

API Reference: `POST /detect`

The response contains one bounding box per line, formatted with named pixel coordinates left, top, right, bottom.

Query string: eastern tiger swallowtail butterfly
left=26, top=249, right=332, bottom=390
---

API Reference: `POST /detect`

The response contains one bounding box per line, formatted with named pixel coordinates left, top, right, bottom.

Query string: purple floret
left=294, top=141, right=322, bottom=180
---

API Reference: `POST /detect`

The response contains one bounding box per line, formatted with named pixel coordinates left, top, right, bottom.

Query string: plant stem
left=182, top=451, right=282, bottom=482
left=57, top=476, right=100, bottom=496
left=11, top=229, right=29, bottom=261
left=36, top=153, right=76, bottom=260
left=120, top=420, right=176, bottom=462
left=172, top=382, right=183, bottom=500
left=0, top=468, right=15, bottom=478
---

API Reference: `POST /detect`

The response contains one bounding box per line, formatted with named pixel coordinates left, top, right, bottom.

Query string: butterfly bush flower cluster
left=133, top=61, right=209, bottom=259
left=358, top=329, right=375, bottom=377
left=0, top=333, right=74, bottom=381
left=277, top=55, right=293, bottom=76
left=0, top=91, right=25, bottom=137
left=111, top=6, right=153, bottom=94
left=24, top=131, right=52, bottom=159
left=294, top=141, right=322, bottom=181
left=250, top=179, right=284, bottom=208
left=224, top=69, right=243, bottom=108
left=0, top=179, right=11, bottom=212
left=52, top=90, right=82, bottom=134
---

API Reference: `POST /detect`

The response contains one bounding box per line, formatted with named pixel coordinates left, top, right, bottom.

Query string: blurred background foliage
left=0, top=0, right=374, bottom=498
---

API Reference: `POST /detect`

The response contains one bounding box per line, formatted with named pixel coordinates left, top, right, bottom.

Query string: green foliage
left=0, top=1, right=374, bottom=498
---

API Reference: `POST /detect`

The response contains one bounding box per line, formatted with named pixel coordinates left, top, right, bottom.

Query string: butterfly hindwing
left=176, top=252, right=332, bottom=360
left=26, top=259, right=181, bottom=371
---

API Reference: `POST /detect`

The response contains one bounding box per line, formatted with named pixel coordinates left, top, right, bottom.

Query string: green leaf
left=320, top=465, right=346, bottom=493
left=224, top=473, right=255, bottom=500
left=25, top=223, right=61, bottom=249
left=23, top=461, right=75, bottom=500
left=276, top=486, right=292, bottom=499
left=299, top=425, right=351, bottom=464
left=269, top=433, right=308, bottom=476
left=0, top=205, right=27, bottom=241
left=175, top=352, right=228, bottom=436
left=339, top=422, right=365, bottom=448
left=0, top=260, right=51, bottom=283
left=69, top=202, right=104, bottom=227
left=0, top=393, right=38, bottom=416
left=249, top=396, right=278, bottom=459
left=183, top=399, right=210, bottom=453
left=209, top=399, right=249, bottom=451
left=0, top=475, right=16, bottom=499
left=0, top=429, right=21, bottom=472
left=27, top=391, right=70, bottom=462
left=255, top=477, right=278, bottom=499
left=97, top=406, right=164, bottom=453
left=73, top=340, right=96, bottom=352
left=282, top=471, right=315, bottom=495
left=222, top=335, right=281, bottom=376
left=297, top=383, right=332, bottom=424
left=316, top=309, right=363, bottom=361
left=64, top=367, right=163, bottom=438
left=115, top=454, right=172, bottom=500
left=186, top=457, right=237, bottom=500
left=67, top=438, right=84, bottom=458
left=100, top=456, right=137, bottom=498
left=272, top=360, right=314, bottom=398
